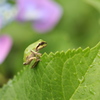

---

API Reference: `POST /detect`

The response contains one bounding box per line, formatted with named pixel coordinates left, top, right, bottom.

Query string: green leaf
left=85, top=0, right=100, bottom=12
left=1, top=42, right=100, bottom=100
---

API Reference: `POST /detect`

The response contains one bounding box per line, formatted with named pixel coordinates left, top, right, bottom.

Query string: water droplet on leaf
left=78, top=76, right=85, bottom=83
left=97, top=54, right=100, bottom=58
left=73, top=72, right=77, bottom=75
left=84, top=84, right=87, bottom=88
left=90, top=65, right=93, bottom=68
left=89, top=88, right=96, bottom=95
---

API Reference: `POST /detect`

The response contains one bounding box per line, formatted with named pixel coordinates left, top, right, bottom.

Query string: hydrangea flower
left=16, top=0, right=63, bottom=33
left=0, top=2, right=17, bottom=29
left=0, top=34, right=12, bottom=64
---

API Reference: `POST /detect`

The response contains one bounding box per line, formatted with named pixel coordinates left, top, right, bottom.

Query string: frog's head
left=36, top=39, right=47, bottom=51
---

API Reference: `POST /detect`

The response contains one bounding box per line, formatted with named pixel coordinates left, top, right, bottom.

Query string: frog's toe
left=23, top=62, right=27, bottom=65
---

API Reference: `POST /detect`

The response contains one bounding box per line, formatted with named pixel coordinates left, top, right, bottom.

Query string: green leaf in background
left=85, top=0, right=100, bottom=12
left=0, top=42, right=100, bottom=100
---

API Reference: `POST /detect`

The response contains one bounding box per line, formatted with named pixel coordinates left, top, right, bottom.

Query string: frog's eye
left=36, top=42, right=47, bottom=51
left=39, top=42, right=46, bottom=45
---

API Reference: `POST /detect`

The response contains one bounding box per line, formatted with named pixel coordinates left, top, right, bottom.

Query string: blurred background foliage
left=0, top=0, right=100, bottom=87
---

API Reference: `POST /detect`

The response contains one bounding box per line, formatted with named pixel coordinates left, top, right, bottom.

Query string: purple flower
left=16, top=0, right=63, bottom=33
left=0, top=34, right=12, bottom=64
left=0, top=3, right=17, bottom=29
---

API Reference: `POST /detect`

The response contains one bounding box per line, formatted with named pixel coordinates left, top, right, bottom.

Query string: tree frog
left=23, top=39, right=47, bottom=68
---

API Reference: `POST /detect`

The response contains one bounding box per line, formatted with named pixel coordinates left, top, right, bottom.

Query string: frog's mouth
left=36, top=42, right=47, bottom=51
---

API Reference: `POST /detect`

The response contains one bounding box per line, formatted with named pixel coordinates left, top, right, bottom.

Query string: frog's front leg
left=23, top=57, right=36, bottom=65
left=30, top=57, right=40, bottom=68
left=31, top=50, right=42, bottom=57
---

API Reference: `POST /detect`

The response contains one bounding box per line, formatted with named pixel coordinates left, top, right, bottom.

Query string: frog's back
left=24, top=39, right=45, bottom=54
left=24, top=43, right=36, bottom=54
left=23, top=43, right=36, bottom=61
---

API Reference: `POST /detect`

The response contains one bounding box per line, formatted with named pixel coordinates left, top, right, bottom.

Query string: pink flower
left=16, top=0, right=63, bottom=33
left=0, top=34, right=12, bottom=64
